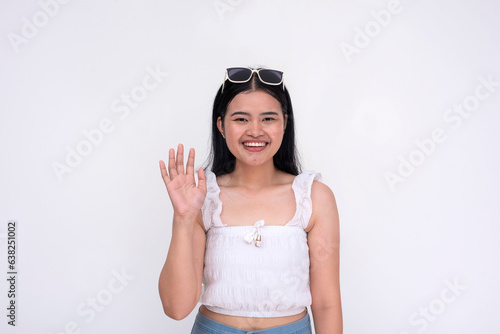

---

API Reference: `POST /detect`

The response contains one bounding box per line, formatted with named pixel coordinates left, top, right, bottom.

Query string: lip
left=242, top=141, right=268, bottom=152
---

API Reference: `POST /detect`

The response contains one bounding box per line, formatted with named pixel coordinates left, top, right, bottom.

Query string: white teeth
left=244, top=142, right=266, bottom=147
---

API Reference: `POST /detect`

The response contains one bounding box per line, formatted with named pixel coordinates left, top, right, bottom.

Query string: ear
left=217, top=116, right=224, bottom=137
left=284, top=113, right=288, bottom=130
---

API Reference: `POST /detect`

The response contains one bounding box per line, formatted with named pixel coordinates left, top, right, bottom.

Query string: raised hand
left=159, top=144, right=207, bottom=218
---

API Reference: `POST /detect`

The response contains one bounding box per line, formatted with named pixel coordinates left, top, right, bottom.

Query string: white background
left=1, top=0, right=499, bottom=333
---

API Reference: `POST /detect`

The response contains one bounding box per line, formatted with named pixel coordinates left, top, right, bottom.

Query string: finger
left=197, top=168, right=207, bottom=193
left=168, top=148, right=178, bottom=176
left=186, top=148, right=195, bottom=176
left=159, top=160, right=170, bottom=186
left=176, top=143, right=185, bottom=175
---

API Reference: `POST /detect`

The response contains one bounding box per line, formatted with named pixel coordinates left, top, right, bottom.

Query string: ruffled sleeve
left=291, top=170, right=322, bottom=229
left=201, top=170, right=225, bottom=231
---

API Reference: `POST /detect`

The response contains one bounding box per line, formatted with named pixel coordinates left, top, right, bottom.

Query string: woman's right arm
left=158, top=144, right=207, bottom=320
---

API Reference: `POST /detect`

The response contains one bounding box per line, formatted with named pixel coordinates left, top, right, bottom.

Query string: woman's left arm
left=308, top=181, right=343, bottom=334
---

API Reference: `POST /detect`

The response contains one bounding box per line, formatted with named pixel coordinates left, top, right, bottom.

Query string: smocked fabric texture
left=200, top=170, right=322, bottom=317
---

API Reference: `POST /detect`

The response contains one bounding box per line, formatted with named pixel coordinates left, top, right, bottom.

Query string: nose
left=245, top=119, right=264, bottom=136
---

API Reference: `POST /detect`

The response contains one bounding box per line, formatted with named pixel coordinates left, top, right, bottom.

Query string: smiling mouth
left=243, top=142, right=268, bottom=147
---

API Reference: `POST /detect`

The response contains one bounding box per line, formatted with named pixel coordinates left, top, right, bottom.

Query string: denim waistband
left=190, top=309, right=312, bottom=334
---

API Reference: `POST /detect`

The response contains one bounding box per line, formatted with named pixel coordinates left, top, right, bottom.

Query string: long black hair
left=205, top=69, right=301, bottom=176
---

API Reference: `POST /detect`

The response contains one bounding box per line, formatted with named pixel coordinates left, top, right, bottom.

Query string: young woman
left=159, top=67, right=342, bottom=333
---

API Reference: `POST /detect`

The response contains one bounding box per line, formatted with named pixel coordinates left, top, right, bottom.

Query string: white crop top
left=200, top=170, right=322, bottom=317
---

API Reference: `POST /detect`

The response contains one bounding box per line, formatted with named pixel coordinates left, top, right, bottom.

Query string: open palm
left=159, top=144, right=207, bottom=217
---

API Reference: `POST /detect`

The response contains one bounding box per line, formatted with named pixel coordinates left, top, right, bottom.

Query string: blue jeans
left=190, top=310, right=312, bottom=334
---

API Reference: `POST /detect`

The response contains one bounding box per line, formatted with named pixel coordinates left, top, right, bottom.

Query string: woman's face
left=217, top=90, right=287, bottom=168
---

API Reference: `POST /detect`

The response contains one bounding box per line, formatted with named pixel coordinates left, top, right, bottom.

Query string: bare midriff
left=199, top=305, right=307, bottom=331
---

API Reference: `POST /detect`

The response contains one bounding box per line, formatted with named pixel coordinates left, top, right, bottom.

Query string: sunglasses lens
left=258, top=69, right=283, bottom=84
left=227, top=68, right=252, bottom=82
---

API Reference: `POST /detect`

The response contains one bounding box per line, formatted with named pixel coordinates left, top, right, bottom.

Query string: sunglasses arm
left=221, top=70, right=228, bottom=93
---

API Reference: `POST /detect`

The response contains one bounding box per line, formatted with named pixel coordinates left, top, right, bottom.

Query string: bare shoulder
left=307, top=180, right=339, bottom=232
left=311, top=180, right=337, bottom=208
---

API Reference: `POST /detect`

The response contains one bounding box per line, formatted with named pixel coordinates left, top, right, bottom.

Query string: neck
left=230, top=160, right=279, bottom=188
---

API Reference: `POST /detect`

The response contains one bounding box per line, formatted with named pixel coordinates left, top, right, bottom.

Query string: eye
left=233, top=118, right=248, bottom=122
left=263, top=117, right=276, bottom=122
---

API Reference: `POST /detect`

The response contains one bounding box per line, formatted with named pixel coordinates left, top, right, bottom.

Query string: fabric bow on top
left=244, top=220, right=265, bottom=247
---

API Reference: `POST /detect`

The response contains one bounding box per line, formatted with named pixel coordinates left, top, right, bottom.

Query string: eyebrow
left=229, top=111, right=280, bottom=117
